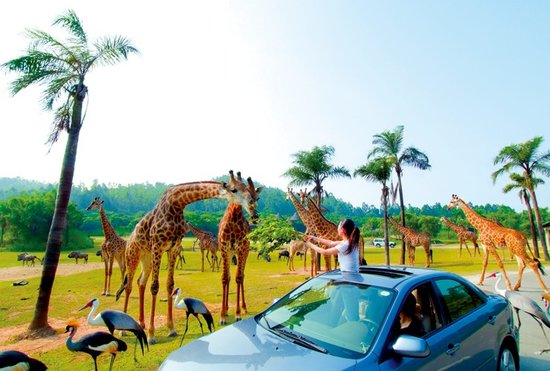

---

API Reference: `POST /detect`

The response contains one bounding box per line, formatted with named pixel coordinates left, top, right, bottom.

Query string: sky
left=1, top=1, right=549, bottom=211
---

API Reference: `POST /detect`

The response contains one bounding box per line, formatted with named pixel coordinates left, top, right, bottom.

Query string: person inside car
left=396, top=293, right=426, bottom=338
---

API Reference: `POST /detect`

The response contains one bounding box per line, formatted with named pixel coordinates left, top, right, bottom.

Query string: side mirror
left=392, top=335, right=430, bottom=358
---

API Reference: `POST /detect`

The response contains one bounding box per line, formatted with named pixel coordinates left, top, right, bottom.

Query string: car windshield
left=258, top=276, right=395, bottom=358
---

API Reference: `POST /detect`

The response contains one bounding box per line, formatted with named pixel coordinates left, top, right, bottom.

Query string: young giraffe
left=388, top=217, right=432, bottom=268
left=115, top=171, right=260, bottom=343
left=287, top=239, right=308, bottom=272
left=218, top=172, right=263, bottom=325
left=440, top=216, right=481, bottom=257
left=185, top=222, right=219, bottom=272
left=447, top=194, right=548, bottom=292
left=86, top=197, right=126, bottom=296
left=285, top=189, right=315, bottom=276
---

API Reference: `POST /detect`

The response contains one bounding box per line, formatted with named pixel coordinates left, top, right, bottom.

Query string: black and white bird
left=172, top=287, right=215, bottom=346
left=80, top=298, right=148, bottom=361
left=0, top=350, right=47, bottom=370
left=65, top=322, right=127, bottom=371
left=489, top=272, right=550, bottom=353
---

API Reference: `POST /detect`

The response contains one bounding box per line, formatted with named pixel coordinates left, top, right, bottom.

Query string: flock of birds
left=0, top=291, right=214, bottom=370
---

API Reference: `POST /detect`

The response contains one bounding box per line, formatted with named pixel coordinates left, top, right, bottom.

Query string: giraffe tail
left=115, top=275, right=128, bottom=301
left=536, top=258, right=546, bottom=276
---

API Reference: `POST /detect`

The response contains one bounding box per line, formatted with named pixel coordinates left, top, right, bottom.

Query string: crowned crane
left=172, top=287, right=215, bottom=346
left=0, top=350, right=47, bottom=370
left=65, top=322, right=127, bottom=371
left=80, top=298, right=148, bottom=361
left=489, top=272, right=550, bottom=353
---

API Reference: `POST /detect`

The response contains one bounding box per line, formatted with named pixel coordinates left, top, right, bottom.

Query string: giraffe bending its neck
left=303, top=195, right=338, bottom=274
left=448, top=194, right=548, bottom=292
left=285, top=189, right=315, bottom=276
left=185, top=222, right=219, bottom=272
left=218, top=172, right=262, bottom=325
left=115, top=171, right=261, bottom=344
left=388, top=217, right=432, bottom=268
left=86, top=197, right=127, bottom=296
left=440, top=217, right=480, bottom=258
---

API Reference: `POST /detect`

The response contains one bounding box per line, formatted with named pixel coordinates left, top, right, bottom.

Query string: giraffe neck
left=160, top=181, right=225, bottom=211
left=443, top=218, right=462, bottom=233
left=288, top=192, right=311, bottom=224
left=306, top=198, right=336, bottom=232
left=99, top=207, right=119, bottom=239
left=390, top=218, right=410, bottom=235
left=457, top=200, right=489, bottom=231
left=188, top=224, right=211, bottom=240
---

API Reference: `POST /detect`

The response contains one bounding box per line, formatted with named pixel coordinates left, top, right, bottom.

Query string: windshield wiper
left=274, top=328, right=328, bottom=354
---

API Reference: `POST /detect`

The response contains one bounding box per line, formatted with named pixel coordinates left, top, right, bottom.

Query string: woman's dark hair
left=340, top=218, right=360, bottom=255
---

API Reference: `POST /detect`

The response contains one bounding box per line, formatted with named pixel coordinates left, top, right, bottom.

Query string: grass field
left=0, top=238, right=525, bottom=370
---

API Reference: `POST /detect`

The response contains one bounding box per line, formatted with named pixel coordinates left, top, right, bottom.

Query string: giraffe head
left=86, top=197, right=104, bottom=211
left=447, top=194, right=461, bottom=210
left=298, top=189, right=309, bottom=205
left=222, top=170, right=263, bottom=224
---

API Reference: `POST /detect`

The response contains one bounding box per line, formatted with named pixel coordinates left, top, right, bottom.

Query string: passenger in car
left=397, top=294, right=426, bottom=338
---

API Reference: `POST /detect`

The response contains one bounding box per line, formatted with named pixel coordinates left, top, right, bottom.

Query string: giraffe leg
left=464, top=241, right=472, bottom=257
left=528, top=258, right=550, bottom=292
left=106, top=257, right=114, bottom=296
left=102, top=251, right=109, bottom=296
left=220, top=249, right=231, bottom=325
left=235, top=247, right=249, bottom=321
left=166, top=246, right=179, bottom=337
left=201, top=248, right=205, bottom=272
left=513, top=256, right=526, bottom=291
left=424, top=244, right=431, bottom=268
left=489, top=249, right=514, bottom=290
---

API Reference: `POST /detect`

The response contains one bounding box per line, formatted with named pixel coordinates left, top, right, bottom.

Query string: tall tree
left=368, top=125, right=431, bottom=264
left=492, top=136, right=550, bottom=260
left=355, top=156, right=393, bottom=265
left=502, top=172, right=544, bottom=258
left=282, top=145, right=350, bottom=208
left=2, top=9, right=138, bottom=333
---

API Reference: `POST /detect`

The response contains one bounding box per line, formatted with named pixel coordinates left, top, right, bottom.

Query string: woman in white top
left=305, top=218, right=361, bottom=273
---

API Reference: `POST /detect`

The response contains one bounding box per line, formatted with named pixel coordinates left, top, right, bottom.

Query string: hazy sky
left=1, top=1, right=549, bottom=211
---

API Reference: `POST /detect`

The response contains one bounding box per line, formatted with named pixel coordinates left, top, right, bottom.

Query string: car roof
left=318, top=265, right=460, bottom=291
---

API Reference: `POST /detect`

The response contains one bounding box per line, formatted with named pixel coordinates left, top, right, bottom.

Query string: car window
left=434, top=278, right=484, bottom=322
left=260, top=277, right=395, bottom=358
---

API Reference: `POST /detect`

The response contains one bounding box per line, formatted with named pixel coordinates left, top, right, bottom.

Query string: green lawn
left=0, top=239, right=524, bottom=370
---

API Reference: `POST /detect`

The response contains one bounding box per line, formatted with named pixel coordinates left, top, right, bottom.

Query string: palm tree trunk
left=396, top=171, right=406, bottom=265
left=522, top=190, right=539, bottom=258
left=528, top=188, right=550, bottom=261
left=29, top=84, right=85, bottom=331
left=382, top=186, right=390, bottom=266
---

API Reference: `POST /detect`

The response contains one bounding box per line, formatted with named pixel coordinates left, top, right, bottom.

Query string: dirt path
left=0, top=262, right=103, bottom=282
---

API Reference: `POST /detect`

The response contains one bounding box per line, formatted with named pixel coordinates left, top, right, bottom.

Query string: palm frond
left=52, top=9, right=87, bottom=45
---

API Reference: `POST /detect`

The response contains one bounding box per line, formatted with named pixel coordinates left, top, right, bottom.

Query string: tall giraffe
left=447, top=194, right=548, bottom=292
left=185, top=222, right=219, bottom=272
left=86, top=197, right=126, bottom=296
left=440, top=217, right=480, bottom=257
left=285, top=189, right=315, bottom=276
left=115, top=171, right=260, bottom=343
left=388, top=217, right=432, bottom=268
left=303, top=195, right=366, bottom=273
left=218, top=172, right=262, bottom=324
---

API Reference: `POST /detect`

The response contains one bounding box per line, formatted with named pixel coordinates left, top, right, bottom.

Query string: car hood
left=159, top=316, right=358, bottom=370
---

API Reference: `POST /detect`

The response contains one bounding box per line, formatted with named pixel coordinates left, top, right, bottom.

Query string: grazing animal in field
left=440, top=217, right=481, bottom=257
left=172, top=287, right=214, bottom=345
left=80, top=298, right=148, bottom=362
left=65, top=322, right=127, bottom=371
left=68, top=251, right=88, bottom=264
left=17, top=253, right=42, bottom=267
left=185, top=222, right=219, bottom=272
left=388, top=217, right=432, bottom=268
left=0, top=350, right=47, bottom=370
left=448, top=194, right=548, bottom=292
left=115, top=170, right=260, bottom=344
left=278, top=249, right=290, bottom=262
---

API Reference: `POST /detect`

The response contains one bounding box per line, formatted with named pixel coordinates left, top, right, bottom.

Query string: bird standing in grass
left=172, top=287, right=215, bottom=346
left=65, top=321, right=127, bottom=371
left=80, top=298, right=148, bottom=361
left=0, top=350, right=47, bottom=370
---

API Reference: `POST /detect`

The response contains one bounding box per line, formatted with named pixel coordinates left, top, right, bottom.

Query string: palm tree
left=502, top=172, right=544, bottom=258
left=282, top=145, right=351, bottom=208
left=2, top=9, right=138, bottom=333
left=492, top=136, right=550, bottom=260
left=368, top=126, right=431, bottom=265
left=355, top=157, right=393, bottom=265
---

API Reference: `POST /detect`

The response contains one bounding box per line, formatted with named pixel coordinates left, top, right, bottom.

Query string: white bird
left=172, top=288, right=215, bottom=346
left=80, top=298, right=148, bottom=361
left=0, top=350, right=47, bottom=370
left=489, top=272, right=550, bottom=353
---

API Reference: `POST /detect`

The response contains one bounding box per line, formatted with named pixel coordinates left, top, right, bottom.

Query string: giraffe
left=86, top=197, right=127, bottom=296
left=440, top=216, right=481, bottom=257
left=287, top=239, right=308, bottom=272
left=388, top=217, right=432, bottom=268
left=303, top=194, right=366, bottom=272
left=447, top=194, right=549, bottom=292
left=218, top=172, right=263, bottom=325
left=185, top=222, right=219, bottom=272
left=115, top=171, right=260, bottom=344
left=285, top=189, right=316, bottom=276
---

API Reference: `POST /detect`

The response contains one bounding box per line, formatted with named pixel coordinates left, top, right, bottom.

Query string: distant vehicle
left=160, top=266, right=519, bottom=370
left=373, top=238, right=396, bottom=247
